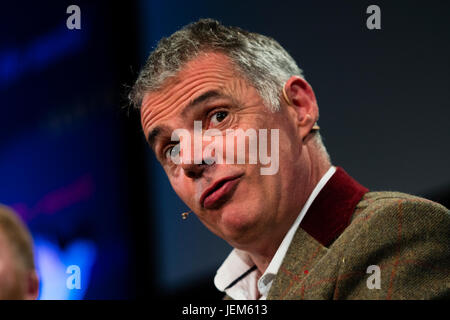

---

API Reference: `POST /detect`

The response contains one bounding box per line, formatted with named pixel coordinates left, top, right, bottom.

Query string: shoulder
left=341, top=190, right=450, bottom=270
left=350, top=191, right=449, bottom=230
left=334, top=191, right=450, bottom=299
left=344, top=191, right=450, bottom=250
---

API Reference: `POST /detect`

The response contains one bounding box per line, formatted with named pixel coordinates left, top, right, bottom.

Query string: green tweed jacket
left=227, top=167, right=450, bottom=300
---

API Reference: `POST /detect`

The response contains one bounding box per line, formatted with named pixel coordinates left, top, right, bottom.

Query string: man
left=0, top=205, right=39, bottom=299
left=129, top=19, right=450, bottom=299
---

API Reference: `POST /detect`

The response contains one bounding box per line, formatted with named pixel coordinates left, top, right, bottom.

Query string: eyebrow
left=181, top=90, right=222, bottom=116
left=147, top=125, right=171, bottom=151
left=147, top=90, right=229, bottom=149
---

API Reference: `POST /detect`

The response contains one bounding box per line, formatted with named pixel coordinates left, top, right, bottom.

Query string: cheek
left=169, top=174, right=199, bottom=209
left=278, top=124, right=302, bottom=159
left=169, top=175, right=187, bottom=198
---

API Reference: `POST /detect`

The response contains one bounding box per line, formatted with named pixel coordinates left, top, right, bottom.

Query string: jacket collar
left=300, top=167, right=369, bottom=247
left=267, top=167, right=368, bottom=299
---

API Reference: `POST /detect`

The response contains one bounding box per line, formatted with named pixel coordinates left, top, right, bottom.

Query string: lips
left=200, top=174, right=243, bottom=209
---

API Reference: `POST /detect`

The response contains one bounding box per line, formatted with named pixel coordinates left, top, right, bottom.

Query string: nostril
left=182, top=160, right=214, bottom=179
left=183, top=163, right=205, bottom=179
left=185, top=169, right=198, bottom=179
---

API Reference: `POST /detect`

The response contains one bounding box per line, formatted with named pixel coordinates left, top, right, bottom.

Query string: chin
left=219, top=202, right=260, bottom=244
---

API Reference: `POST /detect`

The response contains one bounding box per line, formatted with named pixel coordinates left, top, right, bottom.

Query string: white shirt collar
left=214, top=166, right=337, bottom=300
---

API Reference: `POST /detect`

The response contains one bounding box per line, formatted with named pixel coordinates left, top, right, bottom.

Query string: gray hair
left=129, top=18, right=303, bottom=112
left=129, top=18, right=330, bottom=161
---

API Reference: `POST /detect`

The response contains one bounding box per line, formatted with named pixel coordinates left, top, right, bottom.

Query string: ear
left=283, top=76, right=319, bottom=140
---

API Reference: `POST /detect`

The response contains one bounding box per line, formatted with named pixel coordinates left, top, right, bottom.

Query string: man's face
left=141, top=52, right=308, bottom=249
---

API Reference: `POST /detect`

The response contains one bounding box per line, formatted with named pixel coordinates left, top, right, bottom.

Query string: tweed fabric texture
left=266, top=191, right=450, bottom=299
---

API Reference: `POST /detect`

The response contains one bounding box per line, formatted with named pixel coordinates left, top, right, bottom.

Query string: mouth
left=200, top=174, right=243, bottom=210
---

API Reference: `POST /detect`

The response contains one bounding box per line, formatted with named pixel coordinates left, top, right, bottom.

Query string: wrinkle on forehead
left=141, top=75, right=228, bottom=130
left=140, top=52, right=246, bottom=137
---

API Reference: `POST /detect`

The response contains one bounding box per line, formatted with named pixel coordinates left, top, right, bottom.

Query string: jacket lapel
left=267, top=167, right=369, bottom=299
left=267, top=228, right=328, bottom=299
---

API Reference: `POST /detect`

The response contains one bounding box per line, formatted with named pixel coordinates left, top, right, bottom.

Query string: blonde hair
left=0, top=205, right=35, bottom=271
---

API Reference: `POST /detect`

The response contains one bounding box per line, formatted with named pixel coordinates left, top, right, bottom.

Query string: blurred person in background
left=0, top=205, right=39, bottom=300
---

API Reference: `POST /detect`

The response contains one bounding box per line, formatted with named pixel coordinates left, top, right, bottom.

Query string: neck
left=247, top=141, right=331, bottom=274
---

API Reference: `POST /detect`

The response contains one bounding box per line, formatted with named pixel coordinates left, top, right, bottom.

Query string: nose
left=178, top=126, right=218, bottom=179
left=181, top=159, right=212, bottom=179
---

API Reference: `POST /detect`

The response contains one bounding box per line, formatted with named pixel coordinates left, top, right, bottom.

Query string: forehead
left=140, top=52, right=246, bottom=137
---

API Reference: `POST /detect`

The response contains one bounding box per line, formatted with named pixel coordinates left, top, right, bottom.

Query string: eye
left=210, top=110, right=229, bottom=126
left=164, top=143, right=180, bottom=161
